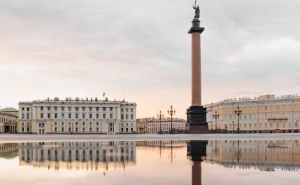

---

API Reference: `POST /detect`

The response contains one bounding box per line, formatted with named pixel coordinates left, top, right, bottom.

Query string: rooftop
left=0, top=107, right=18, bottom=112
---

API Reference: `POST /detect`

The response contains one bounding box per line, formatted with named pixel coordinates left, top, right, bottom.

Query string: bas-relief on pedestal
left=186, top=1, right=208, bottom=133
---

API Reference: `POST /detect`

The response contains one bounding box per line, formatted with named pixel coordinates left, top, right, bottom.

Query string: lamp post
left=212, top=111, right=220, bottom=131
left=157, top=111, right=164, bottom=134
left=234, top=106, right=242, bottom=133
left=167, top=105, right=176, bottom=134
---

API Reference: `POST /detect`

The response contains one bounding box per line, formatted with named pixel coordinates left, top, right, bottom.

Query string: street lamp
left=157, top=111, right=164, bottom=134
left=167, top=105, right=176, bottom=134
left=234, top=106, right=242, bottom=133
left=212, top=111, right=220, bottom=131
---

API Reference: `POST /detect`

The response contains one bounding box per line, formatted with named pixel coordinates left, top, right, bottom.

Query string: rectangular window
left=103, top=114, right=106, bottom=119
left=89, top=114, right=92, bottom=119
left=110, top=114, right=113, bottom=119
left=82, top=107, right=85, bottom=111
left=103, top=107, right=106, bottom=111
left=96, top=107, right=99, bottom=111
left=75, top=114, right=78, bottom=118
left=68, top=107, right=71, bottom=111
left=61, top=107, right=64, bottom=111
left=126, top=115, right=128, bottom=119
left=89, top=107, right=92, bottom=111
left=121, top=115, right=124, bottom=119
left=96, top=114, right=99, bottom=119
left=40, top=113, right=43, bottom=119
left=40, top=107, right=43, bottom=111
left=131, top=108, right=133, bottom=112
left=131, top=115, right=133, bottom=119
left=75, top=107, right=78, bottom=111
left=82, top=114, right=85, bottom=119
left=121, top=109, right=124, bottom=112
left=110, top=107, right=113, bottom=111
left=48, top=113, right=50, bottom=119
left=55, top=113, right=57, bottom=118
left=69, top=114, right=72, bottom=118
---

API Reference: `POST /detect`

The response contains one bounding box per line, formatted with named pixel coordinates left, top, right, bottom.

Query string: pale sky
left=0, top=0, right=300, bottom=119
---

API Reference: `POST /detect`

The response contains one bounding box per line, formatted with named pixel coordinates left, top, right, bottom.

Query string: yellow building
left=205, top=94, right=300, bottom=133
left=136, top=118, right=148, bottom=134
left=0, top=112, right=17, bottom=133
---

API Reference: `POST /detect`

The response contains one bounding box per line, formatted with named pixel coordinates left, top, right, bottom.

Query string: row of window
left=224, top=104, right=299, bottom=112
left=224, top=112, right=298, bottom=121
left=220, top=122, right=299, bottom=129
left=22, top=107, right=134, bottom=112
left=34, top=113, right=134, bottom=120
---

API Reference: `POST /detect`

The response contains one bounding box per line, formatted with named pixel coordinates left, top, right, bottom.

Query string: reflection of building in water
left=187, top=141, right=208, bottom=185
left=147, top=140, right=186, bottom=147
left=0, top=143, right=18, bottom=159
left=206, top=140, right=300, bottom=171
left=19, top=141, right=136, bottom=171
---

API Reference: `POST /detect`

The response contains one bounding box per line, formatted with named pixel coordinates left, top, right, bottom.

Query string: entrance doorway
left=108, top=123, right=114, bottom=134
left=38, top=123, right=45, bottom=134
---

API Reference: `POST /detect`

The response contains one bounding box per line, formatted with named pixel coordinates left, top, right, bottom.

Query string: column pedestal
left=186, top=106, right=208, bottom=133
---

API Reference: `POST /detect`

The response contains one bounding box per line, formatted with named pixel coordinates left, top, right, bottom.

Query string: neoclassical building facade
left=18, top=97, right=137, bottom=134
left=0, top=112, right=17, bottom=133
left=147, top=118, right=186, bottom=134
left=205, top=94, right=300, bottom=133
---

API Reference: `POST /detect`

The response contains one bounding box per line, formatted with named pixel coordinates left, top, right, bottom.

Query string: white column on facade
left=92, top=107, right=96, bottom=120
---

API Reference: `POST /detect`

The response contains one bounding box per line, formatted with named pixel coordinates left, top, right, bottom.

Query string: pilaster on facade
left=18, top=97, right=137, bottom=134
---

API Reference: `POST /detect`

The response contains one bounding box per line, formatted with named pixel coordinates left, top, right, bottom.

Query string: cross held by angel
left=193, top=0, right=200, bottom=19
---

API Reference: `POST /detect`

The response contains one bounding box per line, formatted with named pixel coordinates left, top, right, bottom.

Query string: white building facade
left=18, top=97, right=137, bottom=134
left=147, top=118, right=186, bottom=134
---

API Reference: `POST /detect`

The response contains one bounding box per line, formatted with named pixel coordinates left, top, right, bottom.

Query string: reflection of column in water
left=192, top=161, right=202, bottom=185
left=187, top=141, right=208, bottom=185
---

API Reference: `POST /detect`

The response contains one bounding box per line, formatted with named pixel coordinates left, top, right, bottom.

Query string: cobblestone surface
left=0, top=133, right=300, bottom=143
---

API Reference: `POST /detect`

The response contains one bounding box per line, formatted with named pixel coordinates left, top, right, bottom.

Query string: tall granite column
left=186, top=4, right=208, bottom=133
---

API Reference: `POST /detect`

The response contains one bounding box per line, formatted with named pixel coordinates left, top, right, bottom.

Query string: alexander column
left=186, top=0, right=208, bottom=133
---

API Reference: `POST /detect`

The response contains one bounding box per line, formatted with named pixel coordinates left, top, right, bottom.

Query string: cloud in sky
left=0, top=0, right=300, bottom=118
